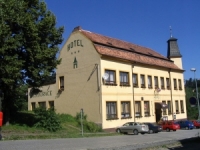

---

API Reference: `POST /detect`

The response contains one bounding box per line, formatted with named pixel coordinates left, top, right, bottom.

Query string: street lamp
left=190, top=68, right=200, bottom=120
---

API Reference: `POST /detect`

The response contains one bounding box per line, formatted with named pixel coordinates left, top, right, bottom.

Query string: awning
left=155, top=102, right=168, bottom=109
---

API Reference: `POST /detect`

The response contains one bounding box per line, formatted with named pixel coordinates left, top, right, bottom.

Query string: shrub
left=33, top=107, right=62, bottom=132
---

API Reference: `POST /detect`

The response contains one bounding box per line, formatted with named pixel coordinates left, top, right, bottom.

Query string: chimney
left=72, top=26, right=81, bottom=32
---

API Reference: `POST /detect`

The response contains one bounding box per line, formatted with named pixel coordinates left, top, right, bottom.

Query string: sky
left=44, top=0, right=200, bottom=80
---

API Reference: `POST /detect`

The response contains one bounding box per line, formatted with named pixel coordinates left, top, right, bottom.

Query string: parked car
left=144, top=122, right=162, bottom=134
left=162, top=121, right=180, bottom=132
left=116, top=122, right=149, bottom=135
left=177, top=120, right=194, bottom=130
left=191, top=120, right=200, bottom=129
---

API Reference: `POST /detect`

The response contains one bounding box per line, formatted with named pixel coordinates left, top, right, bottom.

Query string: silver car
left=116, top=122, right=149, bottom=135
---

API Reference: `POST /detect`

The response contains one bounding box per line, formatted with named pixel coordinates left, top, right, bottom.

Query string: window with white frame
left=160, top=77, right=165, bottom=89
left=135, top=101, right=141, bottom=117
left=178, top=79, right=182, bottom=90
left=166, top=78, right=170, bottom=90
left=144, top=101, right=150, bottom=116
left=180, top=100, right=184, bottom=113
left=133, top=74, right=138, bottom=87
left=174, top=78, right=177, bottom=90
left=154, top=76, right=158, bottom=89
left=105, top=70, right=116, bottom=85
left=167, top=100, right=172, bottom=114
left=175, top=100, right=179, bottom=113
left=120, top=71, right=129, bottom=86
left=121, top=102, right=130, bottom=118
left=148, top=76, right=152, bottom=88
left=140, top=74, right=145, bottom=88
left=106, top=102, right=117, bottom=119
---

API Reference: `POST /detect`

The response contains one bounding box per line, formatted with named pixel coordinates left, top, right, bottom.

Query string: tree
left=0, top=0, right=64, bottom=124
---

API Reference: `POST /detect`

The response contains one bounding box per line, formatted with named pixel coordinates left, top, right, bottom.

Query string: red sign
left=0, top=112, right=3, bottom=126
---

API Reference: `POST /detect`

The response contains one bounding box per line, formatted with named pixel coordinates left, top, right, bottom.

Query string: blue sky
left=45, top=0, right=200, bottom=80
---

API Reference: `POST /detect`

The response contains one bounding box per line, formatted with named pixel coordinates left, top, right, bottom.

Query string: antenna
left=102, top=73, right=109, bottom=80
left=169, top=26, right=173, bottom=37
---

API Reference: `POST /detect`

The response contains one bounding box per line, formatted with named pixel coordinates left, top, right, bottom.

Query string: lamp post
left=190, top=68, right=200, bottom=120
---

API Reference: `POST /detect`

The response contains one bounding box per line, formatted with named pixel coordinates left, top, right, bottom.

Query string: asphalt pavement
left=0, top=129, right=200, bottom=150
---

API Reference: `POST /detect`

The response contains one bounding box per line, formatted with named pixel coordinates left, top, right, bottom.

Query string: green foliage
left=33, top=107, right=62, bottom=132
left=84, top=121, right=103, bottom=132
left=0, top=0, right=64, bottom=123
left=57, top=113, right=77, bottom=123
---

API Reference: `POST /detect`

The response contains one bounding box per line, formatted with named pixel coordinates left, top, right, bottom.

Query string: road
left=0, top=129, right=200, bottom=150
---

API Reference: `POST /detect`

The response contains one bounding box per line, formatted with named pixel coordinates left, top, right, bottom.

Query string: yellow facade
left=28, top=27, right=187, bottom=129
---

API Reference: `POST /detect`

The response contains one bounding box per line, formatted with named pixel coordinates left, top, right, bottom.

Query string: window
left=173, top=78, right=177, bottom=90
left=167, top=101, right=171, bottom=114
left=162, top=101, right=167, bottom=115
left=160, top=77, right=165, bottom=89
left=31, top=102, right=36, bottom=111
left=178, top=79, right=182, bottom=90
left=105, top=70, right=116, bottom=85
left=144, top=101, right=150, bottom=116
left=135, top=101, right=141, bottom=117
left=49, top=101, right=54, bottom=109
left=154, top=76, right=158, bottom=89
left=180, top=100, right=184, bottom=113
left=175, top=100, right=179, bottom=114
left=133, top=74, right=138, bottom=87
left=120, top=72, right=129, bottom=86
left=106, top=102, right=117, bottom=119
left=59, top=76, right=64, bottom=90
left=121, top=102, right=131, bottom=118
left=140, top=74, right=145, bottom=88
left=148, top=76, right=152, bottom=88
left=38, top=102, right=46, bottom=109
left=166, top=78, right=170, bottom=90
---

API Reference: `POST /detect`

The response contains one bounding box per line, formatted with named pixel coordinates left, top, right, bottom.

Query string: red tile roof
left=73, top=26, right=182, bottom=71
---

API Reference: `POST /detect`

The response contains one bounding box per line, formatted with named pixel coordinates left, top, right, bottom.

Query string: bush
left=33, top=107, right=62, bottom=132
left=57, top=114, right=76, bottom=122
left=85, top=121, right=102, bottom=132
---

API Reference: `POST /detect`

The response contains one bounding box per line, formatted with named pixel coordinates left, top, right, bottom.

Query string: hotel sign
left=31, top=91, right=52, bottom=98
left=67, top=39, right=83, bottom=51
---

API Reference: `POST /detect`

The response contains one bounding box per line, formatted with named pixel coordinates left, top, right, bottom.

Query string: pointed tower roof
left=167, top=31, right=182, bottom=58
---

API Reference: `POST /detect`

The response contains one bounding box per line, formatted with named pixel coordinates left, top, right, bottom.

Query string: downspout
left=168, top=69, right=174, bottom=117
left=132, top=64, right=136, bottom=122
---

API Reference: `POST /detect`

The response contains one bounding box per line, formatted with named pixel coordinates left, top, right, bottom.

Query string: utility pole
left=80, top=108, right=84, bottom=136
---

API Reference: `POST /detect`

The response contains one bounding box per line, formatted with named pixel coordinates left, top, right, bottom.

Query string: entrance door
left=155, top=103, right=162, bottom=123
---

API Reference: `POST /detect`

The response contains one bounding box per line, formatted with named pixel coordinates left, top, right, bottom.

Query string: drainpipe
left=168, top=69, right=174, bottom=119
left=132, top=64, right=136, bottom=122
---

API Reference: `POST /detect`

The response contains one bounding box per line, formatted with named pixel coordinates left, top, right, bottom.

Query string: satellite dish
left=102, top=73, right=109, bottom=80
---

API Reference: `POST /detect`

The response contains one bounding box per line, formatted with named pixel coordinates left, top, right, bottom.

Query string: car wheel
left=166, top=128, right=170, bottom=132
left=133, top=129, right=138, bottom=135
left=186, top=127, right=189, bottom=130
left=116, top=128, right=121, bottom=133
left=148, top=130, right=153, bottom=134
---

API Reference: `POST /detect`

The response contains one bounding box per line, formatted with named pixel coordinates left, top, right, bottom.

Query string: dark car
left=177, top=120, right=194, bottom=130
left=144, top=122, right=162, bottom=134
left=191, top=120, right=200, bottom=129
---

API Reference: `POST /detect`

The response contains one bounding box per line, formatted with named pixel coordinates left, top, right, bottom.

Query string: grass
left=0, top=112, right=119, bottom=141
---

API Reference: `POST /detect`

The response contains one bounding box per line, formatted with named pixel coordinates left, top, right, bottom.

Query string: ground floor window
left=144, top=101, right=150, bottom=116
left=162, top=101, right=167, bottom=115
left=38, top=102, right=46, bottom=109
left=167, top=101, right=172, bottom=114
left=121, top=101, right=130, bottom=118
left=106, top=102, right=117, bottom=119
left=135, top=101, right=141, bottom=117
left=49, top=101, right=54, bottom=109
left=180, top=100, right=184, bottom=113
left=31, top=102, right=36, bottom=110
left=175, top=100, right=179, bottom=114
